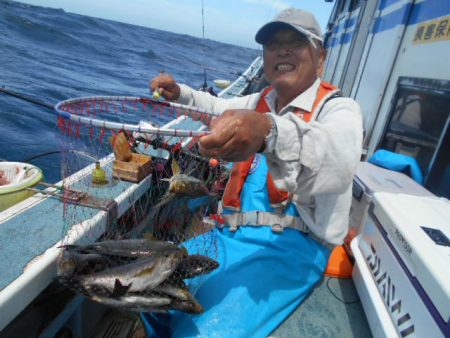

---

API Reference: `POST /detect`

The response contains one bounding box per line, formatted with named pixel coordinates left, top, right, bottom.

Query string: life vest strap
left=221, top=211, right=307, bottom=233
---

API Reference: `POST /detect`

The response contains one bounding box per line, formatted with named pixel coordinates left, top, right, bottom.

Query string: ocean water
left=0, top=0, right=259, bottom=182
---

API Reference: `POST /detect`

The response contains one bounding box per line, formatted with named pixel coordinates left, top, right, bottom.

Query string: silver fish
left=74, top=250, right=184, bottom=296
left=57, top=250, right=113, bottom=278
left=171, top=298, right=204, bottom=314
left=175, top=254, right=219, bottom=279
left=61, top=238, right=181, bottom=258
left=91, top=294, right=172, bottom=313
left=154, top=282, right=194, bottom=302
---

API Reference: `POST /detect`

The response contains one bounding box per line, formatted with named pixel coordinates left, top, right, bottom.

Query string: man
left=143, top=8, right=363, bottom=338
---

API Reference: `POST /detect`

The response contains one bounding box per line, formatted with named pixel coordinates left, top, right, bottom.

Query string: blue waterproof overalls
left=142, top=154, right=330, bottom=337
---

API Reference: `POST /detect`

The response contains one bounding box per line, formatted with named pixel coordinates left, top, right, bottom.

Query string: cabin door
left=351, top=0, right=416, bottom=147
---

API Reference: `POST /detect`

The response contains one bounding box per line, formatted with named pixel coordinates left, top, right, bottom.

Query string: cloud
left=243, top=0, right=291, bottom=11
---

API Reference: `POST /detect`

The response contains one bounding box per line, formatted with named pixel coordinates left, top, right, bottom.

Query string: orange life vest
left=222, top=81, right=339, bottom=209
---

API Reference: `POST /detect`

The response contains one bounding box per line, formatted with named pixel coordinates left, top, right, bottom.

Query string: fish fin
left=171, top=158, right=181, bottom=176
left=112, top=279, right=131, bottom=297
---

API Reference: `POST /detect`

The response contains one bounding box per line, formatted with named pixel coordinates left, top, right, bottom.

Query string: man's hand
left=198, top=109, right=272, bottom=162
left=149, top=73, right=181, bottom=101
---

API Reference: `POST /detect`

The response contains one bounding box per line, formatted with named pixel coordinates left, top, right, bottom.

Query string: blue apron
left=142, top=154, right=330, bottom=337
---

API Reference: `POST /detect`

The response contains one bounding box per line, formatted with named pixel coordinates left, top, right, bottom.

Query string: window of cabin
left=337, top=0, right=349, bottom=16
left=378, top=77, right=450, bottom=198
left=349, top=0, right=363, bottom=11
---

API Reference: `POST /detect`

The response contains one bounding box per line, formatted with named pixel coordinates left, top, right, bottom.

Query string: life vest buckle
left=229, top=225, right=239, bottom=232
left=271, top=223, right=284, bottom=233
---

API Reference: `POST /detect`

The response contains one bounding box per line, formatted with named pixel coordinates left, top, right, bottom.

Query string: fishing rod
left=0, top=86, right=54, bottom=110
left=197, top=0, right=218, bottom=96
left=201, top=0, right=207, bottom=90
left=24, top=150, right=98, bottom=162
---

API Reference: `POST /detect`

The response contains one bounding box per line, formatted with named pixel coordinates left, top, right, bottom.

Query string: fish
left=148, top=158, right=214, bottom=243
left=149, top=196, right=207, bottom=244
left=57, top=250, right=114, bottom=278
left=90, top=292, right=203, bottom=314
left=73, top=250, right=184, bottom=296
left=175, top=254, right=220, bottom=279
left=171, top=298, right=204, bottom=314
left=167, top=174, right=210, bottom=198
left=155, top=158, right=210, bottom=209
left=154, top=281, right=195, bottom=302
left=91, top=293, right=172, bottom=313
left=60, top=238, right=181, bottom=258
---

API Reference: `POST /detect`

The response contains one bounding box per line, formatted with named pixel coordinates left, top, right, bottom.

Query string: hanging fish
left=90, top=293, right=172, bottom=313
left=60, top=238, right=182, bottom=258
left=175, top=254, right=220, bottom=279
left=71, top=250, right=184, bottom=297
left=148, top=158, right=214, bottom=243
left=156, top=158, right=210, bottom=207
left=57, top=250, right=114, bottom=278
left=154, top=280, right=195, bottom=302
left=171, top=298, right=204, bottom=314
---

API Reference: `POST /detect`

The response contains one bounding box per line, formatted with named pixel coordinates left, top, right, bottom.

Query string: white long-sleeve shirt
left=176, top=78, right=363, bottom=244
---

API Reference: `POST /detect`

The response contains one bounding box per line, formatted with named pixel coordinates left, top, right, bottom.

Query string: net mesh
left=51, top=96, right=228, bottom=314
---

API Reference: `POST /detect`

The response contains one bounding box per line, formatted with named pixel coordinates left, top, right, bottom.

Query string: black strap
left=315, top=91, right=342, bottom=120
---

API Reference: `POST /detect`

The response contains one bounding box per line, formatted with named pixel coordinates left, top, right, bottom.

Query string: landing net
left=51, top=95, right=229, bottom=314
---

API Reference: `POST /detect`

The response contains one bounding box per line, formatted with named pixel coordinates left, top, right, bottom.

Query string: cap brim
left=255, top=21, right=297, bottom=44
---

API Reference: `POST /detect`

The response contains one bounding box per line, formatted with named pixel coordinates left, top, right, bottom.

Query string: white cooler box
left=350, top=162, right=432, bottom=231
left=351, top=192, right=450, bottom=338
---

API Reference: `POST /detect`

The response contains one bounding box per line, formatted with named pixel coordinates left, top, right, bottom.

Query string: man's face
left=263, top=28, right=322, bottom=96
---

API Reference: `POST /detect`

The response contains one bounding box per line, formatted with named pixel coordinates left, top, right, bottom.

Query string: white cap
left=255, top=8, right=323, bottom=47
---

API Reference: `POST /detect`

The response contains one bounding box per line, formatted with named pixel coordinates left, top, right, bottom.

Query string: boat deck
left=272, top=276, right=372, bottom=338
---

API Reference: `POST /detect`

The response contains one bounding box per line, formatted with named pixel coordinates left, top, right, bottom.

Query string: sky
left=16, top=0, right=335, bottom=48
